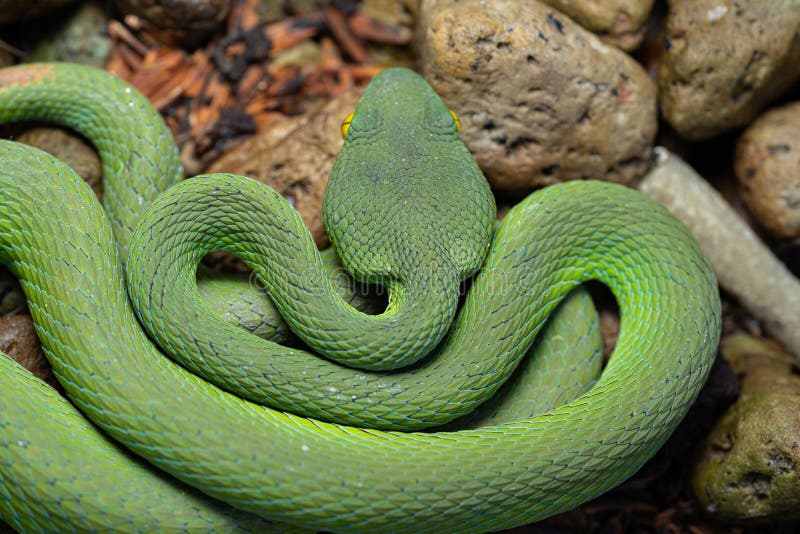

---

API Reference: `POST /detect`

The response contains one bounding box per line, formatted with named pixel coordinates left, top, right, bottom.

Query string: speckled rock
left=209, top=88, right=363, bottom=248
left=0, top=314, right=58, bottom=389
left=114, top=0, right=231, bottom=36
left=15, top=127, right=103, bottom=198
left=734, top=102, right=800, bottom=240
left=0, top=0, right=75, bottom=23
left=416, top=0, right=657, bottom=193
left=692, top=332, right=800, bottom=521
left=659, top=0, right=800, bottom=140
left=540, top=0, right=654, bottom=50
left=26, top=1, right=111, bottom=69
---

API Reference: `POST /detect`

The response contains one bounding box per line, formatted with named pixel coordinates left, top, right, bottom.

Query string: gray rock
left=26, top=1, right=111, bottom=68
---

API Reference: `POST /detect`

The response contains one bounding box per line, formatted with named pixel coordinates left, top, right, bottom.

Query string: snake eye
left=341, top=111, right=355, bottom=139
left=449, top=109, right=461, bottom=132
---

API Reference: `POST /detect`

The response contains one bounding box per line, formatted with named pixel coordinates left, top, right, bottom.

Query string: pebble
left=659, top=0, right=800, bottom=140
left=692, top=332, right=800, bottom=521
left=114, top=0, right=231, bottom=44
left=734, top=102, right=800, bottom=240
left=415, top=0, right=657, bottom=194
left=539, top=0, right=655, bottom=50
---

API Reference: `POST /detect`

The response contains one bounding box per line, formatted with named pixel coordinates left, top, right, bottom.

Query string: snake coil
left=0, top=64, right=720, bottom=533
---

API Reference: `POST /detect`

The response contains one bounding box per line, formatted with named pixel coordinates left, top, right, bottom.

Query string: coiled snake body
left=0, top=64, right=720, bottom=532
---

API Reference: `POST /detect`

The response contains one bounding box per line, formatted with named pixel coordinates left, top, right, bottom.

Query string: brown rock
left=416, top=0, right=657, bottom=194
left=659, top=0, right=800, bottom=140
left=540, top=0, right=655, bottom=50
left=16, top=127, right=103, bottom=198
left=0, top=0, right=75, bottom=23
left=0, top=314, right=58, bottom=389
left=734, top=102, right=800, bottom=239
left=692, top=332, right=800, bottom=522
left=114, top=0, right=231, bottom=40
left=209, top=88, right=363, bottom=248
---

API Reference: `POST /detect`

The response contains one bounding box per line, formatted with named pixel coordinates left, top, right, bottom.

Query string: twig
left=639, top=148, right=800, bottom=359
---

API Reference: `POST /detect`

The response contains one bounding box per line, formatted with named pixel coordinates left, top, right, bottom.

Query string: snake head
left=322, top=68, right=496, bottom=287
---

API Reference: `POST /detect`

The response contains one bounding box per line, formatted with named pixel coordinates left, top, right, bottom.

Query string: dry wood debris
left=105, top=0, right=410, bottom=173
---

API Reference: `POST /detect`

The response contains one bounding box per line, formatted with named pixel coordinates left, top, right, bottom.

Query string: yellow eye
left=341, top=111, right=354, bottom=139
left=449, top=109, right=461, bottom=132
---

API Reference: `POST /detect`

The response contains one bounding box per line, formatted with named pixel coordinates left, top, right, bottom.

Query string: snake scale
left=0, top=63, right=721, bottom=532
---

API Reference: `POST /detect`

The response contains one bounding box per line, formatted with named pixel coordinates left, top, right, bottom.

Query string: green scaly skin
left=195, top=248, right=387, bottom=346
left=0, top=63, right=721, bottom=532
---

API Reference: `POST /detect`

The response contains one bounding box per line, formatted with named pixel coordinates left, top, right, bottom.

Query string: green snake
left=0, top=63, right=721, bottom=532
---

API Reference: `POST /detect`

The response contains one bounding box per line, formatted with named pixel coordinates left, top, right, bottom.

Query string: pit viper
left=0, top=63, right=721, bottom=532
